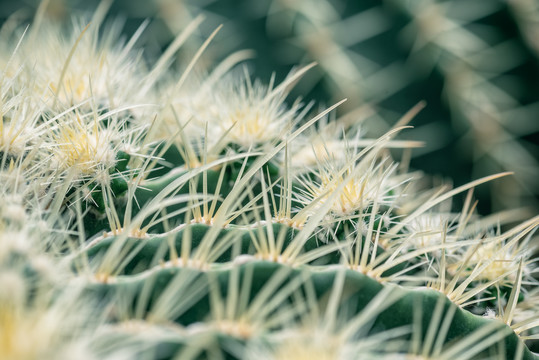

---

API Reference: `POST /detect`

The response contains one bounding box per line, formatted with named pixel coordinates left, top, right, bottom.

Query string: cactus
left=0, top=3, right=538, bottom=360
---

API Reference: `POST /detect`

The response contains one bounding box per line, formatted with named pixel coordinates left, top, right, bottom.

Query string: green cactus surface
left=0, top=2, right=538, bottom=360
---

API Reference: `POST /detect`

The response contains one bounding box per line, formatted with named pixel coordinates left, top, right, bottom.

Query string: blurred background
left=1, top=0, right=538, bottom=215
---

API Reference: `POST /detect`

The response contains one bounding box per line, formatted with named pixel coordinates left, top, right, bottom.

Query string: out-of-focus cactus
left=0, top=2, right=538, bottom=360
left=4, top=0, right=538, bottom=213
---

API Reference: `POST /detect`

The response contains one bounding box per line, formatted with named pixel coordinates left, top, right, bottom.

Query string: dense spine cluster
left=0, top=4, right=538, bottom=360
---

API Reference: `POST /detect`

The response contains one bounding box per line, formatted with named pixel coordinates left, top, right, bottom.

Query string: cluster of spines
left=0, top=2, right=538, bottom=360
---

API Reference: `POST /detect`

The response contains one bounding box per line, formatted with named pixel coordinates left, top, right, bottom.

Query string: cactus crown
left=0, top=4, right=538, bottom=360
